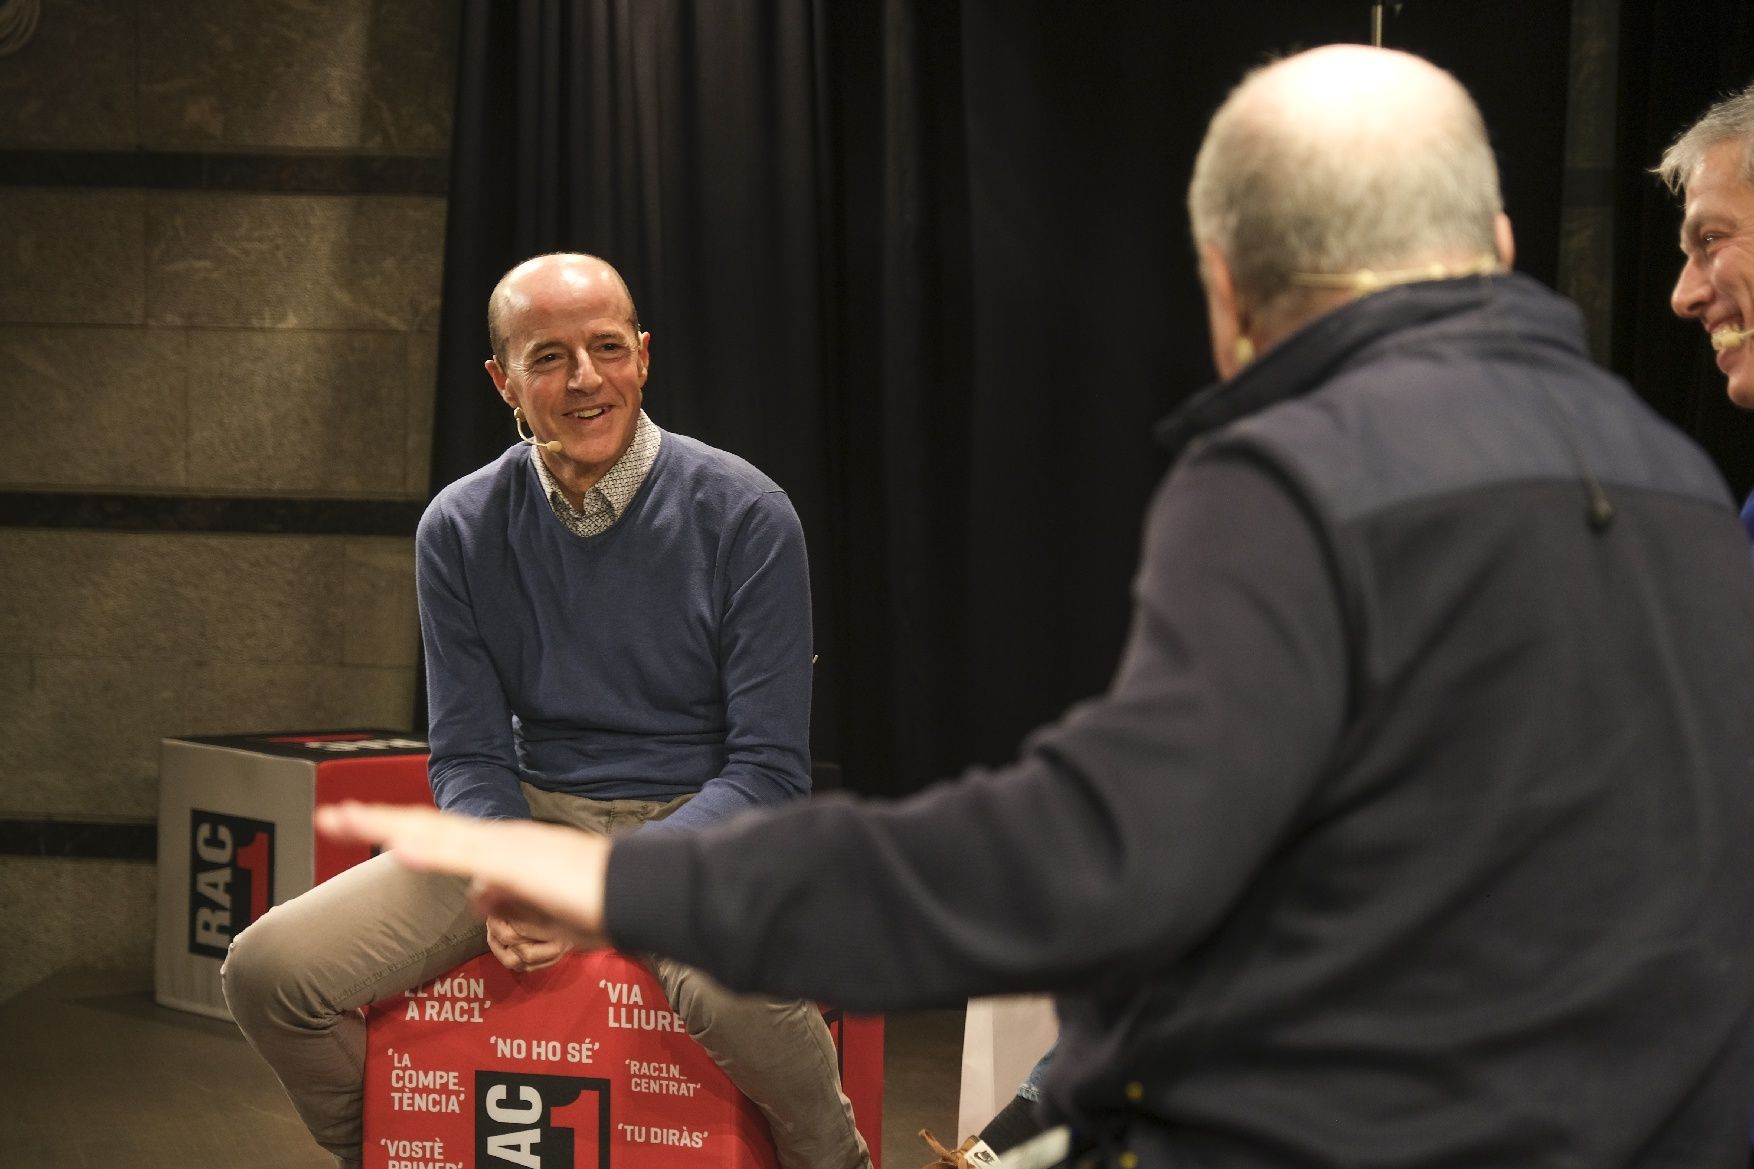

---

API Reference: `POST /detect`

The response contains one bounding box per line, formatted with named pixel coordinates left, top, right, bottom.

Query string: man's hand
left=485, top=914, right=573, bottom=972
left=315, top=803, right=613, bottom=951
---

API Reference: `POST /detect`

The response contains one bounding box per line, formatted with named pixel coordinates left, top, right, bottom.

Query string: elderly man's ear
left=1200, top=243, right=1252, bottom=380
left=1200, top=215, right=1516, bottom=381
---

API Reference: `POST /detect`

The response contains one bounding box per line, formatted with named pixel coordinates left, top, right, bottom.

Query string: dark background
left=429, top=0, right=1754, bottom=796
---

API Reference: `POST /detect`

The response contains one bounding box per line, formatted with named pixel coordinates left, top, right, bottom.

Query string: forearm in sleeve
left=603, top=452, right=1349, bottom=1008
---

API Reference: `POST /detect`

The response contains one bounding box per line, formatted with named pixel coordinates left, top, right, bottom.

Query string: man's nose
left=567, top=351, right=603, bottom=388
left=1671, top=257, right=1709, bottom=320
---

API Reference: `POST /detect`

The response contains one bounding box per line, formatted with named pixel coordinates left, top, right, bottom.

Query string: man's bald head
left=488, top=253, right=642, bottom=364
left=1188, top=45, right=1504, bottom=336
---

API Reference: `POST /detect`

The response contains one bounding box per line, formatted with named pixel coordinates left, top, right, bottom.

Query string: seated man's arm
left=654, top=488, right=815, bottom=832
left=417, top=503, right=531, bottom=821
left=418, top=504, right=562, bottom=969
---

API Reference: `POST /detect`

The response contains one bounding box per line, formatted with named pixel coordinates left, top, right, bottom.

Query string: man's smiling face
left=1672, top=138, right=1754, bottom=409
left=487, top=256, right=651, bottom=494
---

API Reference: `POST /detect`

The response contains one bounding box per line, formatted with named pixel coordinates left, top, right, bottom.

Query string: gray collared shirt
left=530, top=409, right=662, bottom=537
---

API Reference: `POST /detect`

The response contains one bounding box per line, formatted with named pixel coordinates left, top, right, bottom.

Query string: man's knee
left=666, top=969, right=830, bottom=1059
left=221, top=904, right=311, bottom=1027
left=653, top=959, right=762, bottom=1036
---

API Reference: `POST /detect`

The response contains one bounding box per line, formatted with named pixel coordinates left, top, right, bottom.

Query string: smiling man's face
left=487, top=256, right=651, bottom=494
left=1673, top=139, right=1754, bottom=409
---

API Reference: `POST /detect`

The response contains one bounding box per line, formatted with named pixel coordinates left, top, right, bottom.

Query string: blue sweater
left=415, top=432, right=813, bottom=831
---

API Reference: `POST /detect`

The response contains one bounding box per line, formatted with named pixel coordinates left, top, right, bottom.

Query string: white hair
left=1655, top=83, right=1754, bottom=194
left=1187, top=49, right=1503, bottom=330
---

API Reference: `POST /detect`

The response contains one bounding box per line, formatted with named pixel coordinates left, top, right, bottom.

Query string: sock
left=977, top=1093, right=1045, bottom=1154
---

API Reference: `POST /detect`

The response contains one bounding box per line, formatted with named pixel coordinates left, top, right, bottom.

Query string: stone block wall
left=0, top=0, right=455, bottom=1003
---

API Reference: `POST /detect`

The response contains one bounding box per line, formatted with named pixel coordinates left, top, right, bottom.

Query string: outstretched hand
left=316, top=803, right=614, bottom=951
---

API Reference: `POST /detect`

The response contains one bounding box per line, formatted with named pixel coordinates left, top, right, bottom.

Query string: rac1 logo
left=187, top=811, right=274, bottom=958
left=475, top=1072, right=608, bottom=1169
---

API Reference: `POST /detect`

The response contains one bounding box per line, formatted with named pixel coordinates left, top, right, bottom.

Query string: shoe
left=917, top=1129, right=1001, bottom=1168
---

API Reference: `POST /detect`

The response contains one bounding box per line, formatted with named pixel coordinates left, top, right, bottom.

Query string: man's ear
left=1494, top=212, right=1516, bottom=270
left=1201, top=243, right=1251, bottom=379
left=486, top=357, right=517, bottom=408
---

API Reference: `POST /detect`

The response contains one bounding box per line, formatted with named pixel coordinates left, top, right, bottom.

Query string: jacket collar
left=1155, top=273, right=1570, bottom=460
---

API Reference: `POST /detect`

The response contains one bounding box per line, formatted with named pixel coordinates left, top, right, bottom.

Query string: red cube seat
left=363, top=949, right=884, bottom=1168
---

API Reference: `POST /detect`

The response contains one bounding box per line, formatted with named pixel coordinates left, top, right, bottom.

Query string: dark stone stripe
left=0, top=818, right=156, bottom=861
left=0, top=148, right=448, bottom=196
left=0, top=491, right=423, bottom=536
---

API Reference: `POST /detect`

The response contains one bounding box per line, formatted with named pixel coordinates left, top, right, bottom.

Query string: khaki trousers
left=222, top=786, right=870, bottom=1169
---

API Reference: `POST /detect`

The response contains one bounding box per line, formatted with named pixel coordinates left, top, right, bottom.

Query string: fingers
left=485, top=913, right=529, bottom=951
left=487, top=912, right=565, bottom=946
left=316, top=802, right=615, bottom=947
left=515, top=938, right=571, bottom=970
left=484, top=927, right=523, bottom=970
left=485, top=914, right=574, bottom=971
left=467, top=886, right=572, bottom=937
left=315, top=803, right=481, bottom=875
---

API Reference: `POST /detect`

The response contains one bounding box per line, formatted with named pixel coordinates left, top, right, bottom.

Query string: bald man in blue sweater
left=224, top=253, right=870, bottom=1169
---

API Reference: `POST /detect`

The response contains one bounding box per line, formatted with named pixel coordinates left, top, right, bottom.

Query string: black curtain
left=430, top=0, right=980, bottom=793
left=430, top=0, right=1718, bottom=797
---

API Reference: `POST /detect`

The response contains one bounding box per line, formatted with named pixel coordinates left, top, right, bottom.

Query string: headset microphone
left=1712, top=326, right=1753, bottom=352
left=513, top=407, right=563, bottom=453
